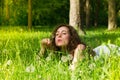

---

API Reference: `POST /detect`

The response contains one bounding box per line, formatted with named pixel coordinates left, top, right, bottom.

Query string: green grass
left=0, top=26, right=120, bottom=80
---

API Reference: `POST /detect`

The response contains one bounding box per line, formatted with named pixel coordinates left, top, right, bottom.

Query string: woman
left=39, top=24, right=95, bottom=70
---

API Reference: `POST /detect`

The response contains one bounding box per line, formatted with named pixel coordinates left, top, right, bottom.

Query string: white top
left=93, top=44, right=120, bottom=56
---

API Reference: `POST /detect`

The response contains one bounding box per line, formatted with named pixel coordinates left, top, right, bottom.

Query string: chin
left=56, top=44, right=63, bottom=47
left=56, top=44, right=67, bottom=47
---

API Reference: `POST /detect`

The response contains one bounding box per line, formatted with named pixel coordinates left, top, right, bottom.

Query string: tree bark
left=108, top=0, right=116, bottom=30
left=1, top=0, right=4, bottom=25
left=94, top=0, right=100, bottom=27
left=5, top=0, right=9, bottom=23
left=85, top=0, right=90, bottom=28
left=13, top=0, right=17, bottom=18
left=69, top=0, right=85, bottom=35
left=0, top=1, right=1, bottom=15
left=28, top=0, right=32, bottom=30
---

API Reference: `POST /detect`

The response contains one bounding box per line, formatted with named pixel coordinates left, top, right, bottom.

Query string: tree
left=94, top=0, right=100, bottom=27
left=85, top=0, right=90, bottom=28
left=4, top=0, right=9, bottom=25
left=28, top=0, right=32, bottom=30
left=0, top=0, right=4, bottom=25
left=69, top=0, right=85, bottom=35
left=108, top=0, right=117, bottom=30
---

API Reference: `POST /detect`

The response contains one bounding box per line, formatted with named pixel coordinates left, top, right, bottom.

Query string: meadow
left=0, top=26, right=120, bottom=80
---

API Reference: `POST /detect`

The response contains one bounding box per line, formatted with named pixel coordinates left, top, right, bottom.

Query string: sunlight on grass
left=0, top=26, right=120, bottom=80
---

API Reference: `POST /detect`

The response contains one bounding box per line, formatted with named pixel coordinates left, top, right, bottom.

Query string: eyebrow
left=56, top=30, right=68, bottom=33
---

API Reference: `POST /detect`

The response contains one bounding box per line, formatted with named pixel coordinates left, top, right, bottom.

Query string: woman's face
left=55, top=26, right=70, bottom=47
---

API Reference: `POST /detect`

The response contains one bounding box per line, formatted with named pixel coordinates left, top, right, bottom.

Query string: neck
left=59, top=46, right=69, bottom=53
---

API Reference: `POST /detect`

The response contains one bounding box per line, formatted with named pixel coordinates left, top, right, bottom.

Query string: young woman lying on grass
left=38, top=24, right=95, bottom=70
left=38, top=24, right=120, bottom=70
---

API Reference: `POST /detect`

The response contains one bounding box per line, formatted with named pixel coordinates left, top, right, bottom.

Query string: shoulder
left=76, top=44, right=96, bottom=56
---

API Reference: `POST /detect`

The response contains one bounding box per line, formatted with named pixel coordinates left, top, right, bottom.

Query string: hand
left=41, top=38, right=51, bottom=46
left=77, top=44, right=86, bottom=50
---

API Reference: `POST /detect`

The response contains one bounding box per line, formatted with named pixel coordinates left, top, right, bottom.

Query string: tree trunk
left=94, top=0, right=100, bottom=27
left=69, top=0, right=85, bottom=35
left=5, top=0, right=9, bottom=24
left=1, top=0, right=4, bottom=25
left=85, top=0, right=90, bottom=28
left=80, top=0, right=85, bottom=29
left=28, top=0, right=32, bottom=30
left=0, top=1, right=1, bottom=15
left=13, top=0, right=16, bottom=19
left=108, top=0, right=116, bottom=30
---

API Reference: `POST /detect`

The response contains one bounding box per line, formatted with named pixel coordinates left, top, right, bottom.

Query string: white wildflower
left=61, top=55, right=68, bottom=62
left=38, top=60, right=43, bottom=65
left=25, top=64, right=35, bottom=73
left=3, top=49, right=8, bottom=53
left=89, top=63, right=96, bottom=70
left=79, top=70, right=82, bottom=74
left=6, top=60, right=12, bottom=66
left=67, top=54, right=73, bottom=61
left=46, top=56, right=51, bottom=61
left=38, top=75, right=42, bottom=79
left=36, top=55, right=40, bottom=61
left=94, top=56, right=100, bottom=61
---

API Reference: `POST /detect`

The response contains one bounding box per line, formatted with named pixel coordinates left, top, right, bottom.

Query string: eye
left=55, top=33, right=59, bottom=36
left=62, top=32, right=66, bottom=35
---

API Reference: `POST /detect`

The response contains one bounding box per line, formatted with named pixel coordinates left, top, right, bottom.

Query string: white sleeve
left=93, top=44, right=120, bottom=56
left=93, top=45, right=110, bottom=56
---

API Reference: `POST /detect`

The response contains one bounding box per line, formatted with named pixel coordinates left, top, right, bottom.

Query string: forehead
left=56, top=26, right=69, bottom=32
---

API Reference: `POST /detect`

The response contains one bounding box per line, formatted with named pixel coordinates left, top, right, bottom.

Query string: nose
left=57, top=33, right=62, bottom=37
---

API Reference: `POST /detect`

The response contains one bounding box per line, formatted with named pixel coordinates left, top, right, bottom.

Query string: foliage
left=0, top=0, right=28, bottom=26
left=0, top=0, right=69, bottom=26
left=0, top=26, right=120, bottom=79
left=32, top=0, right=69, bottom=26
left=0, top=0, right=120, bottom=27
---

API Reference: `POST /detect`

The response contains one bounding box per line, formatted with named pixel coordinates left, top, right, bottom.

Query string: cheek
left=63, top=35, right=70, bottom=44
left=55, top=37, right=57, bottom=43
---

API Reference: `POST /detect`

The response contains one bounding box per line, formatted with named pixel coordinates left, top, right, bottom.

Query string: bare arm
left=38, top=38, right=51, bottom=57
left=70, top=44, right=85, bottom=71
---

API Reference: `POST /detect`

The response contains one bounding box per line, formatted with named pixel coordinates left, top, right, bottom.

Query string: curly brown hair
left=50, top=24, right=86, bottom=54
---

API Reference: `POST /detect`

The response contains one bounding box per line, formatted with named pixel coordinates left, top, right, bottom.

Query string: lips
left=57, top=39, right=62, bottom=42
